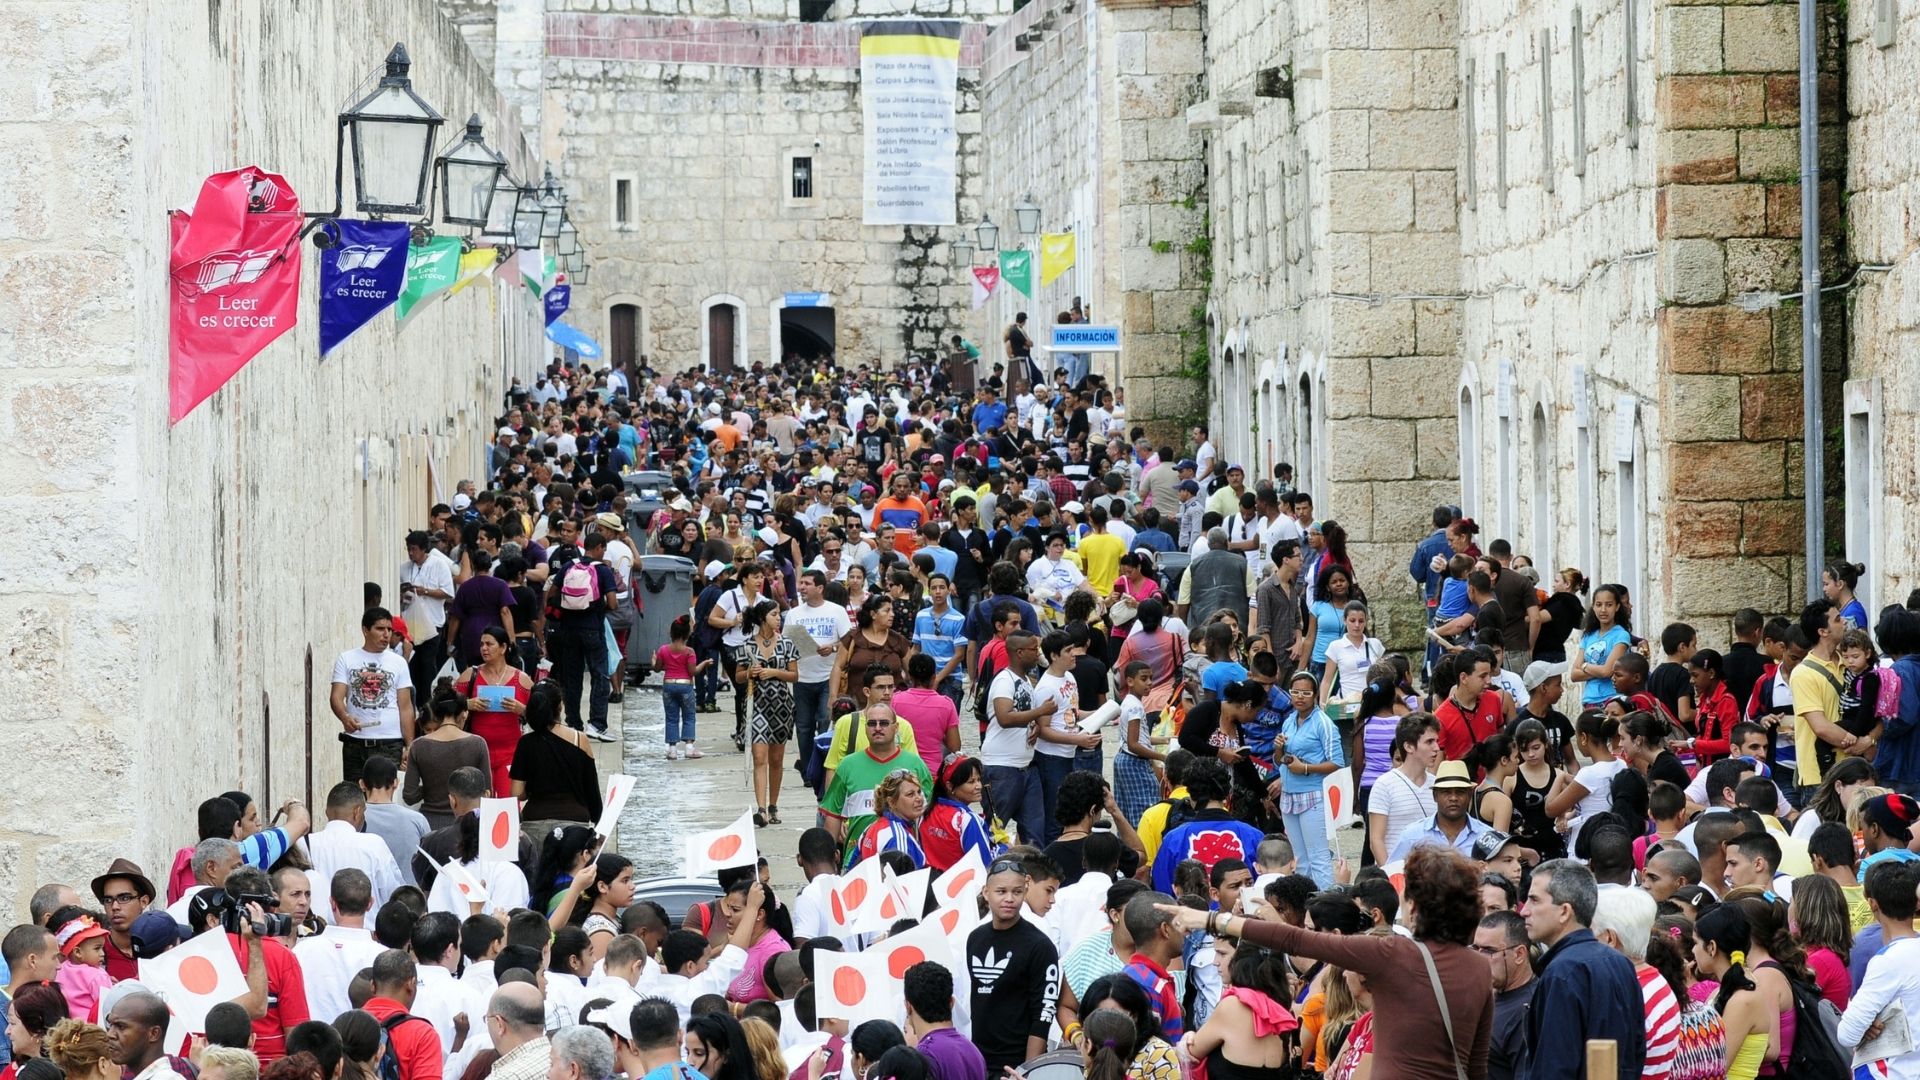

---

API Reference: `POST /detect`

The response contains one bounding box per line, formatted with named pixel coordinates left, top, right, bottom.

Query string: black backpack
left=1763, top=963, right=1849, bottom=1079
left=376, top=1012, right=433, bottom=1080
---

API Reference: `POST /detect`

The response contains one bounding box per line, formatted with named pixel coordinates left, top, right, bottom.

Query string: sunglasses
left=988, top=859, right=1028, bottom=876
left=867, top=717, right=897, bottom=730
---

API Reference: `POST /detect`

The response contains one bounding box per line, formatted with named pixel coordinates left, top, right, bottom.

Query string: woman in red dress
left=455, top=626, right=534, bottom=796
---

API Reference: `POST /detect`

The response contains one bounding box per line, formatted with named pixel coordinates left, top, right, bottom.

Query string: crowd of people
left=16, top=345, right=1920, bottom=1080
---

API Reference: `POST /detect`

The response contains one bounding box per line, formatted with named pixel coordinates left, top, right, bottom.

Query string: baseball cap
left=128, top=911, right=184, bottom=959
left=452, top=493, right=472, bottom=511
left=1431, top=761, right=1475, bottom=790
left=1522, top=660, right=1569, bottom=691
left=755, top=526, right=780, bottom=546
left=930, top=454, right=945, bottom=464
left=1177, top=459, right=1197, bottom=471
left=1471, top=830, right=1523, bottom=862
left=1178, top=479, right=1200, bottom=494
left=1063, top=501, right=1085, bottom=514
left=1227, top=463, right=1245, bottom=473
left=669, top=496, right=693, bottom=512
left=704, top=560, right=728, bottom=579
left=1863, top=793, right=1920, bottom=841
left=498, top=426, right=516, bottom=438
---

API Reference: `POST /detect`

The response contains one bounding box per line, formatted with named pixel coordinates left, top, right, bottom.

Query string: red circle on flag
left=832, top=966, right=867, bottom=1004
left=1328, top=786, right=1342, bottom=819
left=831, top=891, right=846, bottom=924
left=842, top=879, right=869, bottom=909
left=938, top=909, right=960, bottom=933
left=708, top=835, right=743, bottom=861
left=943, top=870, right=976, bottom=898
left=458, top=882, right=473, bottom=896
left=491, top=814, right=513, bottom=850
left=887, top=947, right=926, bottom=979
left=179, top=955, right=219, bottom=996
left=880, top=894, right=900, bottom=919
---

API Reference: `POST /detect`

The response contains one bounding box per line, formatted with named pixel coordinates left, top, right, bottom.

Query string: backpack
left=376, top=1012, right=432, bottom=1080
left=1762, top=963, right=1849, bottom=1079
left=559, top=559, right=603, bottom=611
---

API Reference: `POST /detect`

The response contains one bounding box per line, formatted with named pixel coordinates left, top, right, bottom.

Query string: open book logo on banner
left=191, top=250, right=277, bottom=291
left=336, top=244, right=395, bottom=272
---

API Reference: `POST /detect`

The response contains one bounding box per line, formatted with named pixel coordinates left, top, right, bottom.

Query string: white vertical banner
left=861, top=20, right=962, bottom=226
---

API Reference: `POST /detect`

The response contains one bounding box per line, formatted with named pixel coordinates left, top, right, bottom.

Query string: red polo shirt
left=227, top=933, right=310, bottom=1062
left=1435, top=692, right=1502, bottom=761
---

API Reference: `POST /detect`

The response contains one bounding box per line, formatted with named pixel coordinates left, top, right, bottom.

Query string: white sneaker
left=666, top=744, right=682, bottom=761
left=682, top=742, right=704, bottom=760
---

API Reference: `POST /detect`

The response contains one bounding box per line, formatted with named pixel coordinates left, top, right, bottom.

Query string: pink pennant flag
left=971, top=265, right=1000, bottom=310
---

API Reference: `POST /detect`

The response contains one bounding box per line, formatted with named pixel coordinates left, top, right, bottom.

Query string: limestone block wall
left=546, top=14, right=994, bottom=370
left=0, top=0, right=543, bottom=914
left=1840, top=0, right=1919, bottom=615
left=1654, top=0, right=1838, bottom=635
left=1456, top=0, right=1662, bottom=620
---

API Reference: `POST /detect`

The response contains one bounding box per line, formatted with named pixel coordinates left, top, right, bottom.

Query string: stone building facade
left=1197, top=0, right=1849, bottom=645
left=0, top=2, right=546, bottom=912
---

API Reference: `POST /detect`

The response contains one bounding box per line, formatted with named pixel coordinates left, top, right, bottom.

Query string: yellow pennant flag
left=1039, top=232, right=1076, bottom=286
left=445, top=247, right=501, bottom=299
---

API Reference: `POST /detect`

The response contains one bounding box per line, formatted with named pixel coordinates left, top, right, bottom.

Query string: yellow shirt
left=821, top=710, right=921, bottom=772
left=1079, top=532, right=1126, bottom=595
left=1789, top=653, right=1845, bottom=785
left=1138, top=786, right=1189, bottom=862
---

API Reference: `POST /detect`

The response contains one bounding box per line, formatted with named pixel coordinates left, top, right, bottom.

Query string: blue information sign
left=1049, top=324, right=1121, bottom=350
left=783, top=291, right=829, bottom=307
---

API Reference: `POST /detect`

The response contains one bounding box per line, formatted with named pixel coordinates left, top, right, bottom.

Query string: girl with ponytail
left=1692, top=903, right=1779, bottom=1080
left=1077, top=1010, right=1140, bottom=1080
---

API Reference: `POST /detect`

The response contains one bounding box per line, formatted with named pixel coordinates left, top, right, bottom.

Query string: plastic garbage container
left=623, top=470, right=675, bottom=539
left=625, top=554, right=696, bottom=679
left=1155, top=550, right=1191, bottom=596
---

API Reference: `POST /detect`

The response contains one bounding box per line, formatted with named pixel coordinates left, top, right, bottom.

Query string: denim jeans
left=695, top=642, right=723, bottom=707
left=985, top=764, right=1046, bottom=849
left=1073, top=745, right=1104, bottom=776
left=550, top=623, right=609, bottom=731
left=938, top=676, right=965, bottom=712
left=663, top=684, right=696, bottom=744
left=1034, top=753, right=1076, bottom=845
left=794, top=680, right=833, bottom=777
left=1281, top=791, right=1334, bottom=888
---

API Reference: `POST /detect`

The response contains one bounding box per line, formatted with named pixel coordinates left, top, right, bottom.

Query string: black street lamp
left=435, top=114, right=508, bottom=228
left=572, top=264, right=590, bottom=287
left=480, top=172, right=520, bottom=241
left=344, top=44, right=445, bottom=217
left=1014, top=194, right=1042, bottom=239
left=558, top=215, right=580, bottom=259
left=512, top=186, right=545, bottom=248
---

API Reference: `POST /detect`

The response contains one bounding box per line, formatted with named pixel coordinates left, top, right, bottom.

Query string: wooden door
left=708, top=304, right=736, bottom=374
left=611, top=304, right=638, bottom=370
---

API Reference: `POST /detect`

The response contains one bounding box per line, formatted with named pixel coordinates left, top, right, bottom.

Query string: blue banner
left=318, top=220, right=410, bottom=356
left=544, top=284, right=570, bottom=327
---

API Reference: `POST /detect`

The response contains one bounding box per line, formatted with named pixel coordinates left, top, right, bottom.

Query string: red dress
left=456, top=666, right=532, bottom=797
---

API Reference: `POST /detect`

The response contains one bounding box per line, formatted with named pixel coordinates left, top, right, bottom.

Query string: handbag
left=1413, top=938, right=1471, bottom=1080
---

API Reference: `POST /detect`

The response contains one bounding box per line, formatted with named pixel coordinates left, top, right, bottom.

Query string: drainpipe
left=1799, top=0, right=1823, bottom=599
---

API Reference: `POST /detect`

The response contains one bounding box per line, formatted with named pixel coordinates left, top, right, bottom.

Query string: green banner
left=395, top=236, right=465, bottom=327
left=999, top=249, right=1032, bottom=297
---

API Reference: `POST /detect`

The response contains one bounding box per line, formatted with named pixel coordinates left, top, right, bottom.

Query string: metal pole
left=1799, top=0, right=1823, bottom=599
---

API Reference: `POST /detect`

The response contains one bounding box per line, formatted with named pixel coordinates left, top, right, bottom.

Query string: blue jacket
left=1150, top=810, right=1265, bottom=893
left=1409, top=529, right=1451, bottom=605
left=1522, top=928, right=1646, bottom=1080
left=1877, top=654, right=1920, bottom=785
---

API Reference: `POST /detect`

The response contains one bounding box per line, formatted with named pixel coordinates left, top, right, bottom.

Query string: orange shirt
left=871, top=496, right=928, bottom=554
left=713, top=423, right=744, bottom=451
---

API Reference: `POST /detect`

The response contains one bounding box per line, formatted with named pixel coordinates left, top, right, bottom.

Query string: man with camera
left=198, top=866, right=310, bottom=1063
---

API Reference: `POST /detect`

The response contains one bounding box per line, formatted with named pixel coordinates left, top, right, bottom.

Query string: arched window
left=1458, top=381, right=1481, bottom=519
left=1531, top=401, right=1554, bottom=573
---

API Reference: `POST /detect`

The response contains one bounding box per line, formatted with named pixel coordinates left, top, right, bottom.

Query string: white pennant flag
left=138, top=926, right=248, bottom=1032
left=876, top=866, right=931, bottom=926
left=813, top=948, right=900, bottom=1026
left=933, top=847, right=987, bottom=908
left=971, top=266, right=1000, bottom=310
left=928, top=889, right=981, bottom=959
left=439, top=856, right=492, bottom=905
left=871, top=917, right=962, bottom=983
left=479, top=798, right=521, bottom=864
left=685, top=811, right=759, bottom=876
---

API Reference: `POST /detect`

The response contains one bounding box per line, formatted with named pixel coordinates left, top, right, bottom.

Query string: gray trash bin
left=626, top=554, right=696, bottom=678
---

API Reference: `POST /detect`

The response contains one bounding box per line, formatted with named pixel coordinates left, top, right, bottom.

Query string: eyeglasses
left=1469, top=944, right=1508, bottom=956
left=100, top=893, right=140, bottom=907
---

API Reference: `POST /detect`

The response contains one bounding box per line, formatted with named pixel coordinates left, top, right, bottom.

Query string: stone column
left=1655, top=0, right=1839, bottom=629
left=1324, top=0, right=1462, bottom=645
left=1103, top=0, right=1208, bottom=442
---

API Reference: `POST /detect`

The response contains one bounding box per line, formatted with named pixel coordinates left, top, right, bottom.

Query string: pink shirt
left=1807, top=946, right=1851, bottom=1012
left=56, top=961, right=113, bottom=1021
left=892, top=686, right=959, bottom=775
left=726, top=928, right=793, bottom=1003
left=654, top=643, right=699, bottom=681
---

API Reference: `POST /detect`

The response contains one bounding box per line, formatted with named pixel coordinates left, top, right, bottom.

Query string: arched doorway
left=1531, top=401, right=1554, bottom=571
left=1458, top=380, right=1480, bottom=519
left=701, top=295, right=744, bottom=375
left=609, top=303, right=640, bottom=370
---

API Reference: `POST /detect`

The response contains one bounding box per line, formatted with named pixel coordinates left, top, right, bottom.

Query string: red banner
left=168, top=167, right=303, bottom=424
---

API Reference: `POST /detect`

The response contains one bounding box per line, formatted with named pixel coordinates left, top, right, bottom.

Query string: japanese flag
left=685, top=811, right=758, bottom=876
left=1323, top=769, right=1359, bottom=833
left=928, top=890, right=980, bottom=957
left=1379, top=859, right=1407, bottom=897
left=872, top=918, right=961, bottom=982
left=480, top=798, right=521, bottom=864
left=595, top=774, right=636, bottom=838
left=828, top=857, right=887, bottom=938
left=813, top=948, right=900, bottom=1026
left=875, top=866, right=930, bottom=926
left=137, top=926, right=247, bottom=1032
left=439, top=856, right=491, bottom=905
left=933, top=847, right=986, bottom=908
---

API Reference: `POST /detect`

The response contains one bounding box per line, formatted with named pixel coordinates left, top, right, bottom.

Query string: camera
left=206, top=889, right=295, bottom=938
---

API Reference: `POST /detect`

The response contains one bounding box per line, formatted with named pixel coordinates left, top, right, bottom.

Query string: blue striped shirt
left=914, top=603, right=967, bottom=667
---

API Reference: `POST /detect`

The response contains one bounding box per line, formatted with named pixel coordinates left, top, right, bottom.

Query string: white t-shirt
left=789, top=601, right=852, bottom=685
left=1368, top=767, right=1435, bottom=860
left=401, top=550, right=458, bottom=633
left=1118, top=694, right=1149, bottom=747
left=791, top=873, right=841, bottom=941
left=332, top=646, right=414, bottom=741
left=1034, top=670, right=1081, bottom=759
left=1027, top=557, right=1085, bottom=602
left=605, top=539, right=634, bottom=600
left=1324, top=637, right=1384, bottom=698
left=1569, top=759, right=1628, bottom=837
left=718, top=587, right=757, bottom=648
left=984, top=669, right=1038, bottom=768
